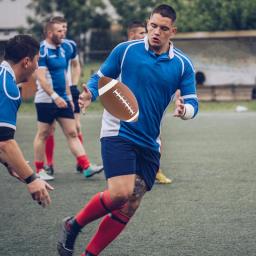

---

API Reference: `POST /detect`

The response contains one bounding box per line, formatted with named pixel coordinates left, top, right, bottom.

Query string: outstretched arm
left=0, top=139, right=53, bottom=207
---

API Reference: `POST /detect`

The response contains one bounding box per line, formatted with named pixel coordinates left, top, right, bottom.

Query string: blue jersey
left=87, top=37, right=199, bottom=152
left=65, top=39, right=79, bottom=86
left=0, top=61, right=21, bottom=130
left=34, top=40, right=76, bottom=103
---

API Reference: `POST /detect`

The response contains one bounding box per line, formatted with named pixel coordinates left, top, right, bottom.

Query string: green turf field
left=0, top=112, right=256, bottom=256
left=19, top=100, right=256, bottom=114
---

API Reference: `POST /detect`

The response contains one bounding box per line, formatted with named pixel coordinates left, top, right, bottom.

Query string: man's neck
left=7, top=61, right=20, bottom=83
left=45, top=38, right=59, bottom=48
left=149, top=43, right=170, bottom=55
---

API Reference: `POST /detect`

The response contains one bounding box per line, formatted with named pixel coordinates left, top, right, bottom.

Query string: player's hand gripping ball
left=98, top=76, right=139, bottom=122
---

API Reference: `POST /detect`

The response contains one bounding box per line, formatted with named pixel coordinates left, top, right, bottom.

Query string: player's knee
left=67, top=130, right=77, bottom=139
left=122, top=199, right=141, bottom=217
left=110, top=189, right=133, bottom=206
left=37, top=130, right=50, bottom=141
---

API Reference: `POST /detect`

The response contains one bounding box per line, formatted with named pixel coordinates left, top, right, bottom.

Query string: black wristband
left=24, top=173, right=38, bottom=184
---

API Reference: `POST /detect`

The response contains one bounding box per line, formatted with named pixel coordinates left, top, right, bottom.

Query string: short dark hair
left=44, top=18, right=63, bottom=35
left=50, top=16, right=67, bottom=24
left=4, top=35, right=39, bottom=63
left=44, top=16, right=67, bottom=36
left=151, top=4, right=176, bottom=22
left=127, top=20, right=145, bottom=31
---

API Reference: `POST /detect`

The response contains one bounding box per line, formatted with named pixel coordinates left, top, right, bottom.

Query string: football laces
left=112, top=89, right=135, bottom=115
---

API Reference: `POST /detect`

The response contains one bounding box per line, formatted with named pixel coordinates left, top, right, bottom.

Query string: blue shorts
left=101, top=136, right=160, bottom=191
left=35, top=102, right=74, bottom=124
left=70, top=85, right=80, bottom=113
left=0, top=127, right=15, bottom=141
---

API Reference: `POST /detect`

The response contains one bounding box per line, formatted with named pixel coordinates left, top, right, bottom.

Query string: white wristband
left=181, top=104, right=195, bottom=120
left=67, top=95, right=73, bottom=101
left=51, top=92, right=59, bottom=100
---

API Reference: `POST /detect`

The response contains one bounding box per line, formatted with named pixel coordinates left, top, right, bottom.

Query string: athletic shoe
left=44, top=165, right=55, bottom=175
left=76, top=165, right=83, bottom=173
left=57, top=217, right=79, bottom=256
left=83, top=164, right=104, bottom=178
left=38, top=169, right=54, bottom=181
left=155, top=169, right=172, bottom=184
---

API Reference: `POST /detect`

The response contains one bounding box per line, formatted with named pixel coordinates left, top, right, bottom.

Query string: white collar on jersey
left=144, top=36, right=174, bottom=59
left=0, top=60, right=16, bottom=81
left=44, top=40, right=59, bottom=49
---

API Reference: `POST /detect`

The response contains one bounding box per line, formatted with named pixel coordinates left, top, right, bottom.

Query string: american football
left=98, top=76, right=139, bottom=122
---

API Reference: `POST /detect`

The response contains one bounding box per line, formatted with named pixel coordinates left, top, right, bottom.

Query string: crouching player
left=0, top=35, right=53, bottom=207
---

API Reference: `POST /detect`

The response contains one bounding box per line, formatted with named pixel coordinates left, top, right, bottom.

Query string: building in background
left=174, top=31, right=256, bottom=87
left=0, top=0, right=34, bottom=99
left=174, top=31, right=256, bottom=100
left=0, top=0, right=31, bottom=59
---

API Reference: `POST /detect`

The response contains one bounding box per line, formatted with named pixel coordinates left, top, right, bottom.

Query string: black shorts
left=70, top=85, right=81, bottom=113
left=0, top=127, right=15, bottom=141
left=35, top=102, right=74, bottom=124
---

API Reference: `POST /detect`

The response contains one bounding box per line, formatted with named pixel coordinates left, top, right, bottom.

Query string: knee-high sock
left=86, top=209, right=130, bottom=255
left=34, top=161, right=44, bottom=173
left=45, top=135, right=54, bottom=166
left=76, top=155, right=90, bottom=170
left=75, top=190, right=123, bottom=227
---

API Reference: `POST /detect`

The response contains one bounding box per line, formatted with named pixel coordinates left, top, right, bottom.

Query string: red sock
left=75, top=190, right=123, bottom=227
left=78, top=133, right=83, bottom=144
left=34, top=161, right=44, bottom=173
left=76, top=155, right=90, bottom=170
left=86, top=210, right=130, bottom=255
left=45, top=135, right=54, bottom=166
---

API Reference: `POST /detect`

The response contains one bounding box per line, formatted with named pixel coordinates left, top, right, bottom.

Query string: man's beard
left=52, top=35, right=61, bottom=45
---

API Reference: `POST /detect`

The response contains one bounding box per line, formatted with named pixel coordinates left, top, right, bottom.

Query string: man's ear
left=22, top=57, right=30, bottom=69
left=172, top=26, right=177, bottom=35
left=128, top=31, right=133, bottom=40
left=170, top=26, right=177, bottom=39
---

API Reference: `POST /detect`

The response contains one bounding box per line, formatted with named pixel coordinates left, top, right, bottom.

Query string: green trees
left=26, top=0, right=256, bottom=61
left=178, top=0, right=256, bottom=31
left=27, top=0, right=256, bottom=37
left=27, top=0, right=110, bottom=43
left=110, top=0, right=256, bottom=32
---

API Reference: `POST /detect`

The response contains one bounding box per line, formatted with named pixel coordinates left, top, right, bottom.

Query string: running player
left=58, top=4, right=198, bottom=255
left=127, top=20, right=172, bottom=184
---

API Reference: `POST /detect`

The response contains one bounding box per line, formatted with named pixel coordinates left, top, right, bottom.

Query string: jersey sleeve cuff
left=181, top=104, right=195, bottom=120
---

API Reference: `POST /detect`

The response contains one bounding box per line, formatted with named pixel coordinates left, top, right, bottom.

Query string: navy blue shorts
left=35, top=102, right=74, bottom=124
left=101, top=136, right=160, bottom=191
left=0, top=127, right=15, bottom=141
left=70, top=85, right=80, bottom=113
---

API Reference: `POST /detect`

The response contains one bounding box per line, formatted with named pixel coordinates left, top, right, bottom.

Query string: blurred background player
left=127, top=20, right=146, bottom=40
left=0, top=35, right=53, bottom=207
left=127, top=20, right=172, bottom=185
left=43, top=16, right=85, bottom=175
left=58, top=4, right=198, bottom=256
left=33, top=19, right=103, bottom=180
